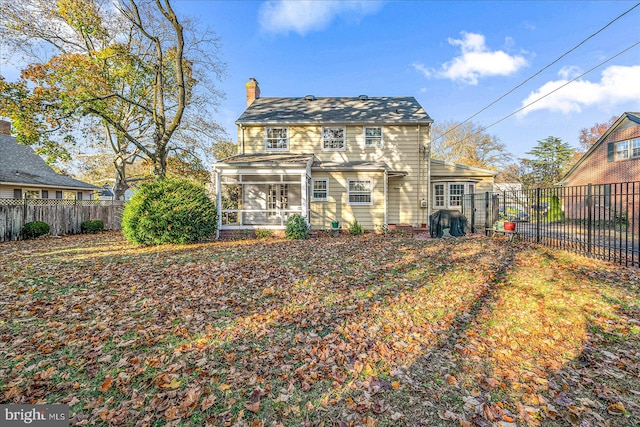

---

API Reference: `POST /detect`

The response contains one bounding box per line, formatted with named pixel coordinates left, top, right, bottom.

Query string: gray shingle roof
left=215, top=153, right=314, bottom=168
left=236, top=96, right=433, bottom=125
left=0, top=134, right=99, bottom=190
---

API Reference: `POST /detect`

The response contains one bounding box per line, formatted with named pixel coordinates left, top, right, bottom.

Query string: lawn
left=1, top=232, right=638, bottom=426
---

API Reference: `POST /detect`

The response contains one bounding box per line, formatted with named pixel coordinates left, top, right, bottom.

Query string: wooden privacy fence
left=0, top=198, right=124, bottom=242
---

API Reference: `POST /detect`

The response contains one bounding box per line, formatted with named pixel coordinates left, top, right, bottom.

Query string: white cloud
left=258, top=0, right=382, bottom=36
left=414, top=32, right=528, bottom=85
left=518, top=65, right=640, bottom=116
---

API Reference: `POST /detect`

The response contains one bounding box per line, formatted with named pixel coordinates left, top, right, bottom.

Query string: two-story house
left=559, top=112, right=640, bottom=230
left=213, top=79, right=495, bottom=234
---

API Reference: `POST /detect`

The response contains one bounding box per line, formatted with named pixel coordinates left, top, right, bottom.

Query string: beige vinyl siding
left=309, top=171, right=385, bottom=230
left=243, top=124, right=430, bottom=227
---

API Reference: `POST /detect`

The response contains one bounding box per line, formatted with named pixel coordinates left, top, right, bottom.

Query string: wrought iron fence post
left=485, top=192, right=490, bottom=231
left=536, top=188, right=541, bottom=243
left=470, top=194, right=476, bottom=233
left=586, top=184, right=592, bottom=255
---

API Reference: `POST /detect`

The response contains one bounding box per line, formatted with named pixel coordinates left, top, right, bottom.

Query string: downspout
left=427, top=125, right=432, bottom=220
left=417, top=125, right=421, bottom=227
left=215, top=168, right=222, bottom=239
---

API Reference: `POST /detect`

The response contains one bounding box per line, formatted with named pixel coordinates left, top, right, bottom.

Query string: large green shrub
left=122, top=178, right=218, bottom=245
left=81, top=220, right=104, bottom=234
left=285, top=214, right=309, bottom=240
left=21, top=221, right=50, bottom=239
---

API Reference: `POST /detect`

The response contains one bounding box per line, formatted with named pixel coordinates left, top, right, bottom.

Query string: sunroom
left=213, top=153, right=314, bottom=233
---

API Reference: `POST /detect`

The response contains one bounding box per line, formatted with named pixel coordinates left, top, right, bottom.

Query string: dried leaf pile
left=0, top=232, right=638, bottom=426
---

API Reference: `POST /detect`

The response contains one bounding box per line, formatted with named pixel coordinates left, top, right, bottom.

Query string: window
left=41, top=190, right=49, bottom=199
left=633, top=138, right=640, bottom=158
left=312, top=179, right=328, bottom=201
left=25, top=190, right=39, bottom=200
left=13, top=189, right=22, bottom=199
left=433, top=184, right=445, bottom=208
left=364, top=127, right=382, bottom=147
left=322, top=127, right=345, bottom=151
left=616, top=140, right=630, bottom=160
left=55, top=191, right=63, bottom=199
left=265, top=127, right=289, bottom=151
left=594, top=184, right=611, bottom=207
left=449, top=184, right=464, bottom=207
left=347, top=179, right=372, bottom=205
left=76, top=192, right=83, bottom=201
left=267, top=184, right=288, bottom=217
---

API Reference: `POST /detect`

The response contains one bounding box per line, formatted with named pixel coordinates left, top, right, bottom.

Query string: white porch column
left=384, top=170, right=388, bottom=226
left=215, top=169, right=222, bottom=239
left=301, top=172, right=308, bottom=224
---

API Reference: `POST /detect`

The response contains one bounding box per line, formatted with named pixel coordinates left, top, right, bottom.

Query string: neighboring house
left=559, top=112, right=640, bottom=186
left=213, top=79, right=495, bottom=232
left=559, top=112, right=640, bottom=228
left=0, top=120, right=98, bottom=200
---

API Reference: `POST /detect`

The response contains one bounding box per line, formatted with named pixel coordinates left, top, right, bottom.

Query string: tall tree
left=0, top=0, right=224, bottom=197
left=578, top=115, right=618, bottom=152
left=521, top=136, right=575, bottom=187
left=431, top=121, right=511, bottom=170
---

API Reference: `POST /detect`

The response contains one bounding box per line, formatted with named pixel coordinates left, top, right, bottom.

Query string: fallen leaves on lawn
left=0, top=232, right=638, bottom=427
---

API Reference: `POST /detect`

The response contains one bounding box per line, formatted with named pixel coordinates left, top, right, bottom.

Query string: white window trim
left=312, top=178, right=329, bottom=202
left=322, top=126, right=346, bottom=151
left=363, top=126, right=383, bottom=148
left=448, top=183, right=465, bottom=208
left=633, top=138, right=640, bottom=158
left=433, top=183, right=445, bottom=209
left=347, top=178, right=373, bottom=206
left=615, top=140, right=630, bottom=161
left=265, top=127, right=289, bottom=152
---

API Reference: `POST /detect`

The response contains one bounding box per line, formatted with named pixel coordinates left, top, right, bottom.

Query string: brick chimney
left=246, top=78, right=260, bottom=107
left=0, top=119, right=11, bottom=136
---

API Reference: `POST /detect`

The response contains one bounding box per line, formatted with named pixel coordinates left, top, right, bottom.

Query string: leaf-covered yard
left=1, top=232, right=639, bottom=426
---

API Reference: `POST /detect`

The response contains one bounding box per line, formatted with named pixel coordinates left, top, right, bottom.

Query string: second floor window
left=266, top=127, right=289, bottom=151
left=616, top=140, right=629, bottom=160
left=614, top=138, right=640, bottom=161
left=322, top=127, right=345, bottom=151
left=364, top=127, right=382, bottom=147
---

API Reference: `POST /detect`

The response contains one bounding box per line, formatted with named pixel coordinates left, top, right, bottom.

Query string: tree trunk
left=113, top=156, right=130, bottom=200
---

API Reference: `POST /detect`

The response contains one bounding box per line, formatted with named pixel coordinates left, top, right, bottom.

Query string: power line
left=456, top=41, right=640, bottom=155
left=433, top=2, right=640, bottom=144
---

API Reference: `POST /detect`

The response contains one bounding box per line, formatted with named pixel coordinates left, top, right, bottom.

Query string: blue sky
left=2, top=1, right=639, bottom=161
left=178, top=0, right=640, bottom=159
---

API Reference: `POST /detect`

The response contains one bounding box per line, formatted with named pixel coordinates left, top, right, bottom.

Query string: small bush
left=21, top=221, right=50, bottom=239
left=285, top=214, right=309, bottom=240
left=255, top=228, right=274, bottom=240
left=81, top=220, right=104, bottom=234
left=349, top=220, right=365, bottom=236
left=122, top=178, right=218, bottom=245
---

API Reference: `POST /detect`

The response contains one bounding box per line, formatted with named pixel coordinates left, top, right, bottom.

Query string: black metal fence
left=462, top=182, right=640, bottom=267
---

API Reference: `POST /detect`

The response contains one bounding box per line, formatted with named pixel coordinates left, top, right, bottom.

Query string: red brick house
left=559, top=112, right=640, bottom=230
